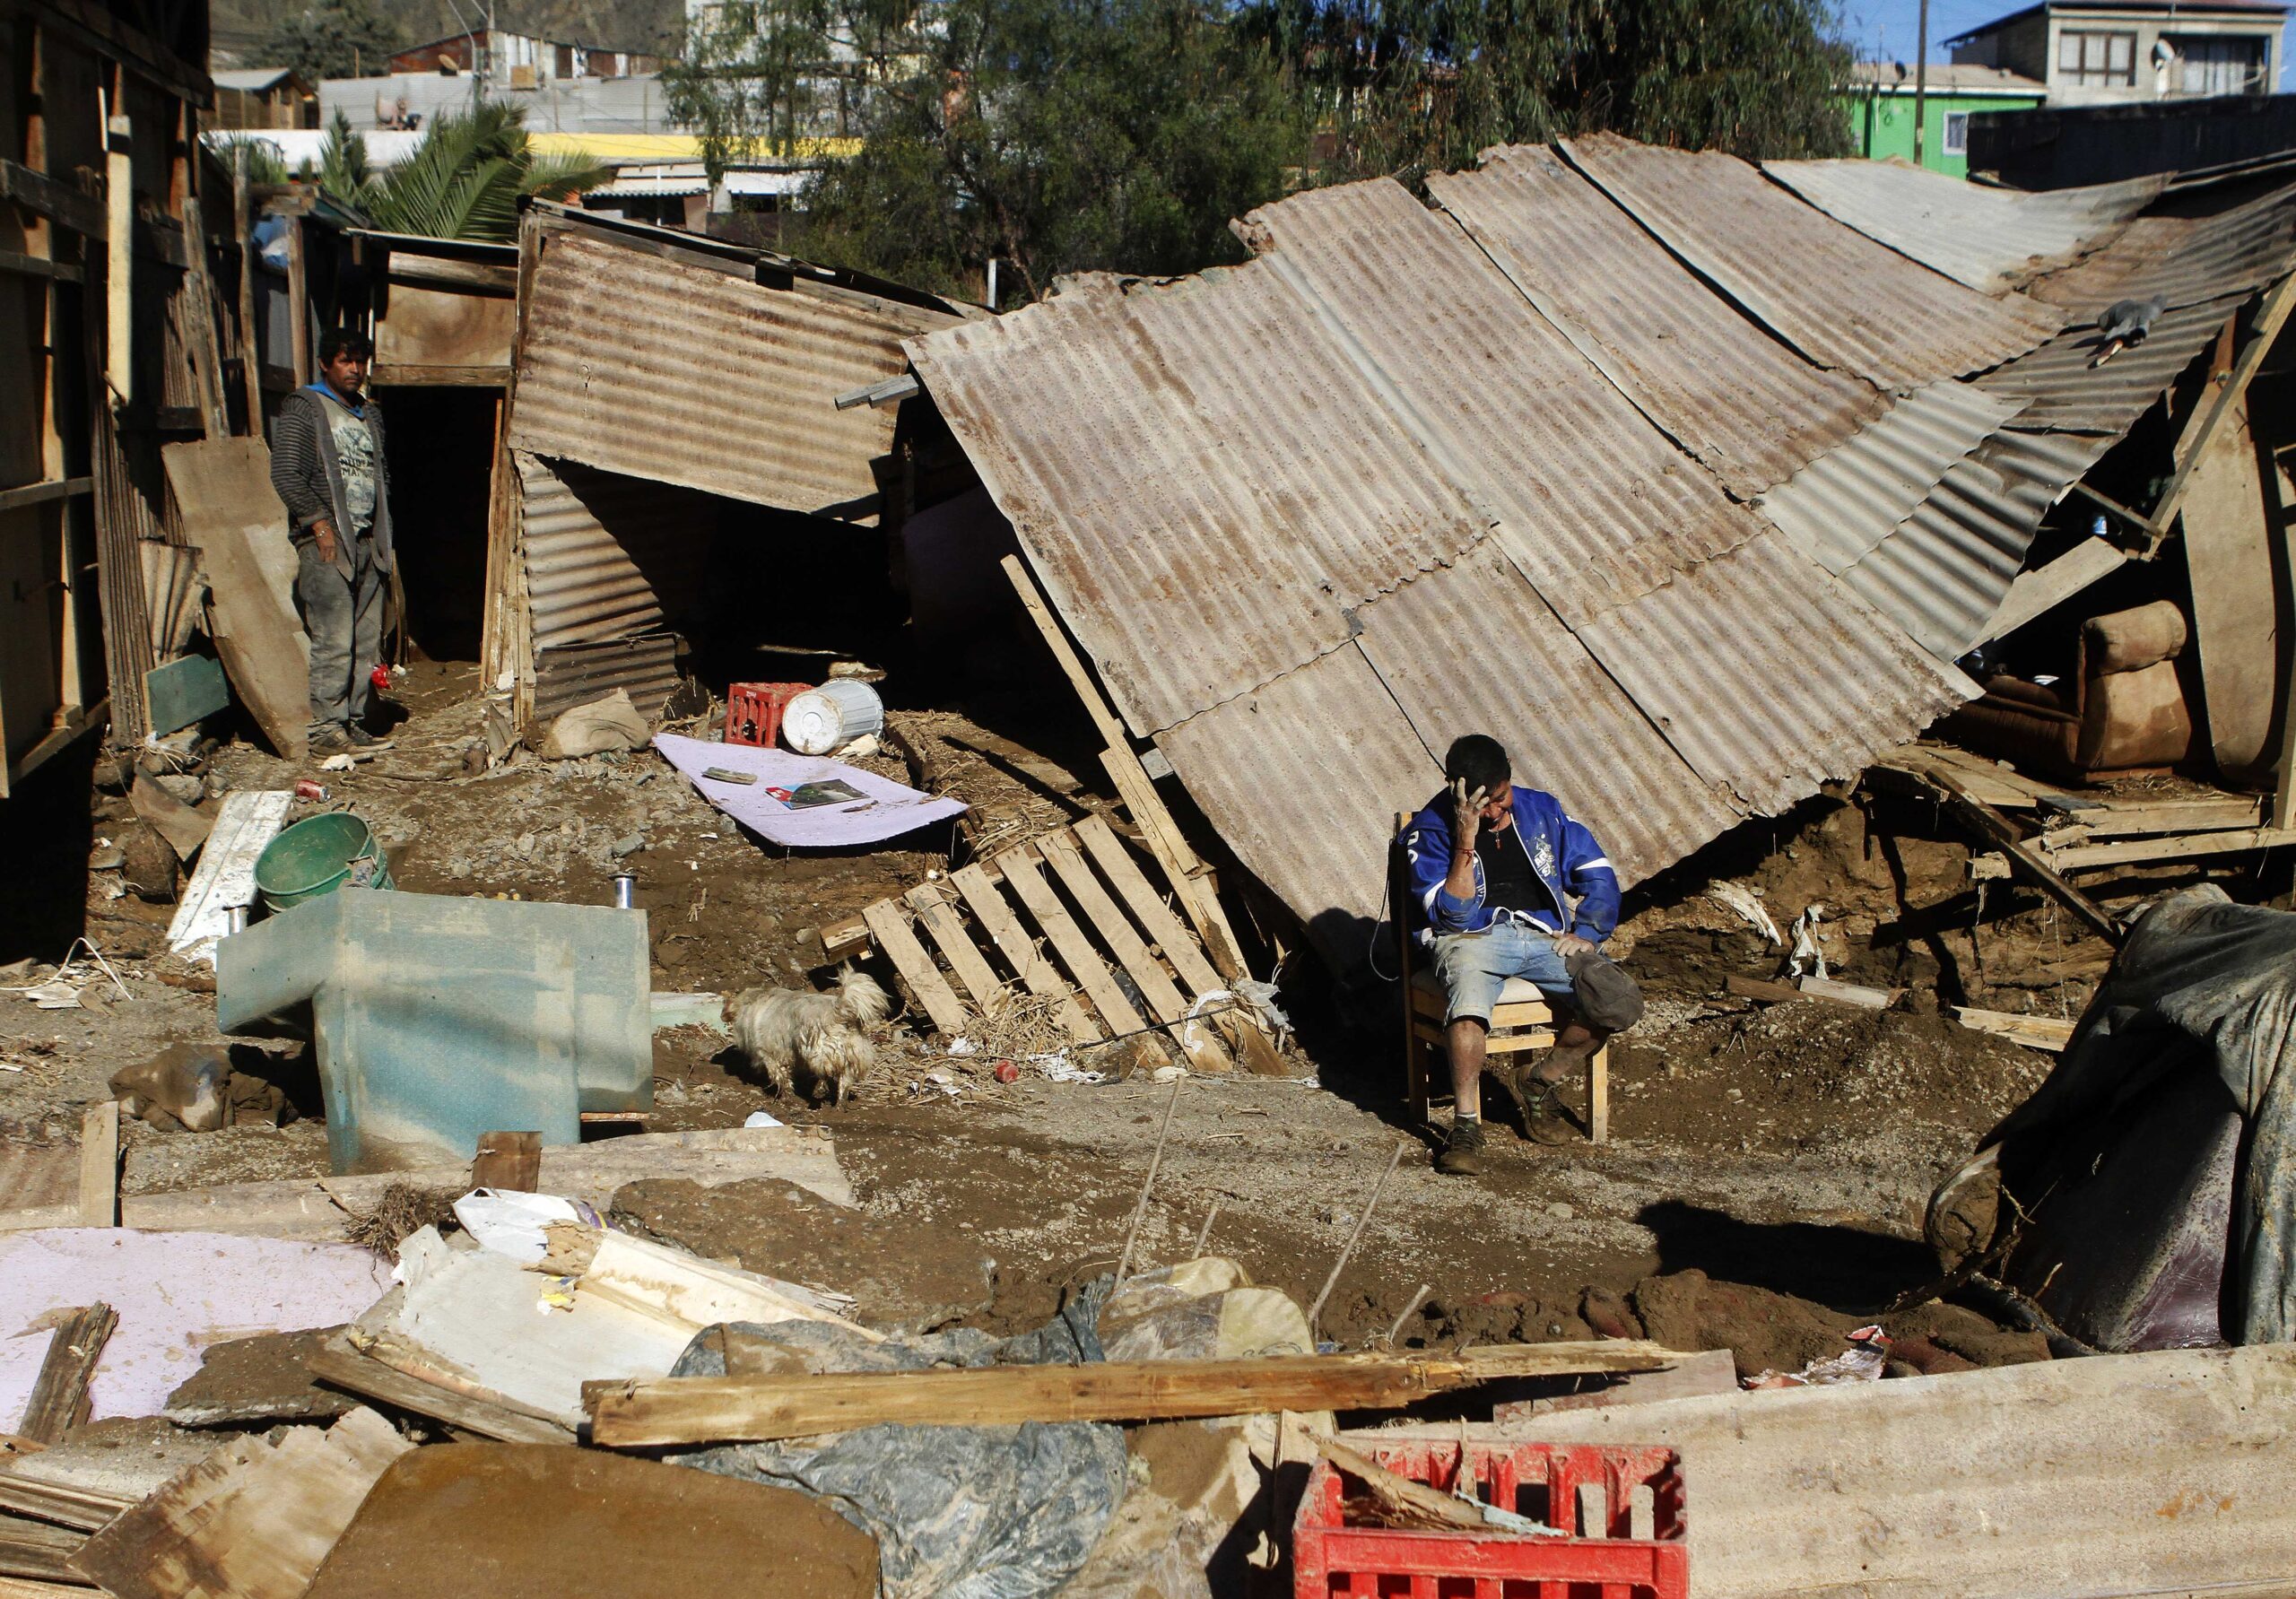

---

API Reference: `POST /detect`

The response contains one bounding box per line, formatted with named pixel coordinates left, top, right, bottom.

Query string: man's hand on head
left=1552, top=933, right=1596, bottom=959
left=1450, top=778, right=1489, bottom=856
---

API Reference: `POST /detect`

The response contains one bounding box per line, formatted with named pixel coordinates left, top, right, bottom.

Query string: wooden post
left=1000, top=553, right=1248, bottom=980
left=232, top=143, right=262, bottom=428
left=103, top=100, right=132, bottom=402
left=18, top=1303, right=117, bottom=1444
left=179, top=193, right=231, bottom=439
left=77, top=1101, right=119, bottom=1227
left=471, top=1130, right=543, bottom=1192
left=286, top=213, right=310, bottom=387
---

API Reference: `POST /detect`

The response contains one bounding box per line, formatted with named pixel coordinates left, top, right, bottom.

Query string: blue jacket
left=1403, top=786, right=1621, bottom=945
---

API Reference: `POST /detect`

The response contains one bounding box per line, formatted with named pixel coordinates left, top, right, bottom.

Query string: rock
left=119, top=822, right=179, bottom=902
left=611, top=833, right=645, bottom=857
left=1545, top=1202, right=1575, bottom=1221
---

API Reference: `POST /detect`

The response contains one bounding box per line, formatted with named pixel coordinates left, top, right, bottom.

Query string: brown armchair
left=1942, top=600, right=2196, bottom=783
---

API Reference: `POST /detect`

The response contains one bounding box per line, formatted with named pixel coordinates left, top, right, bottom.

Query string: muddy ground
left=5, top=660, right=2244, bottom=1378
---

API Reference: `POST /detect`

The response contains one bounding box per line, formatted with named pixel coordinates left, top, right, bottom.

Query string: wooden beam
left=179, top=194, right=231, bottom=439
left=1950, top=1006, right=2075, bottom=1051
left=368, top=363, right=511, bottom=387
left=1039, top=830, right=1190, bottom=1023
left=17, top=1304, right=117, bottom=1445
left=2038, top=796, right=2262, bottom=841
left=2065, top=479, right=2167, bottom=544
left=1000, top=553, right=1247, bottom=979
left=902, top=884, right=1005, bottom=1012
left=233, top=145, right=263, bottom=430
left=0, top=1474, right=133, bottom=1534
left=305, top=1334, right=576, bottom=1446
left=75, top=1103, right=117, bottom=1228
left=383, top=255, right=517, bottom=292
left=0, top=479, right=90, bottom=515
left=0, top=159, right=104, bottom=241
left=1074, top=813, right=1223, bottom=997
left=2045, top=826, right=2296, bottom=872
left=586, top=1342, right=1678, bottom=1447
left=1923, top=771, right=2124, bottom=943
left=1979, top=537, right=2128, bottom=645
left=2154, top=274, right=2296, bottom=534
left=0, top=251, right=82, bottom=283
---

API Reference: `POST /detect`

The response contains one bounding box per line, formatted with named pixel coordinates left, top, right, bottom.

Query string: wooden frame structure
left=860, top=813, right=1229, bottom=1049
left=1389, top=813, right=1609, bottom=1143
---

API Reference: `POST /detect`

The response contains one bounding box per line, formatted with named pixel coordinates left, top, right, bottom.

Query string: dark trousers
left=295, top=534, right=383, bottom=735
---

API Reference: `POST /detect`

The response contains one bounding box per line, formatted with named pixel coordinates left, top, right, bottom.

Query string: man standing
left=1403, top=734, right=1639, bottom=1175
left=271, top=329, right=393, bottom=754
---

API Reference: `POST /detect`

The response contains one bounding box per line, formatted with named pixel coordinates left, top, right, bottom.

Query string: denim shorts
left=1432, top=921, right=1573, bottom=1025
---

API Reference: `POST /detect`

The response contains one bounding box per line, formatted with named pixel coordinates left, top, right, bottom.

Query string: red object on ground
left=370, top=665, right=394, bottom=693
left=294, top=779, right=328, bottom=801
left=724, top=682, right=813, bottom=748
left=1292, top=1438, right=1687, bottom=1598
left=994, top=1060, right=1021, bottom=1083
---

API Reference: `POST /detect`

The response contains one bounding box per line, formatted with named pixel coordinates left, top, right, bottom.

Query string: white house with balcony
left=1948, top=0, right=2286, bottom=105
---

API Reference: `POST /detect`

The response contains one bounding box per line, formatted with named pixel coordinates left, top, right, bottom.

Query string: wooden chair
left=1392, top=813, right=1609, bottom=1143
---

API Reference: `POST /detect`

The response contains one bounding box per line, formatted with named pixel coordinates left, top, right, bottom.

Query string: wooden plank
left=0, top=251, right=83, bottom=283
left=0, top=160, right=104, bottom=241
left=901, top=885, right=1005, bottom=1011
left=1038, top=830, right=1189, bottom=1023
left=74, top=1106, right=116, bottom=1229
left=1074, top=813, right=1223, bottom=996
left=1869, top=748, right=2039, bottom=810
left=0, top=1515, right=83, bottom=1585
left=0, top=480, right=89, bottom=515
left=382, top=255, right=517, bottom=291
left=997, top=846, right=1149, bottom=1036
left=1978, top=537, right=2129, bottom=646
left=1950, top=1007, right=2076, bottom=1051
left=587, top=1341, right=1676, bottom=1447
left=232, top=149, right=262, bottom=430
left=2181, top=396, right=2279, bottom=775
left=470, top=1131, right=541, bottom=1192
left=1001, top=553, right=1247, bottom=979
left=1919, top=770, right=2124, bottom=943
left=161, top=439, right=308, bottom=760
left=2154, top=273, right=2296, bottom=534
left=71, top=1407, right=412, bottom=1599
left=2039, top=796, right=2263, bottom=842
left=178, top=195, right=231, bottom=440
left=17, top=1306, right=115, bottom=1445
left=103, top=120, right=129, bottom=404
left=166, top=788, right=292, bottom=960
left=368, top=363, right=510, bottom=387
left=1796, top=976, right=1901, bottom=1009
left=0, top=1474, right=135, bottom=1534
left=860, top=900, right=970, bottom=1036
left=948, top=865, right=1098, bottom=1043
left=305, top=1334, right=575, bottom=1446
left=2047, top=826, right=2296, bottom=871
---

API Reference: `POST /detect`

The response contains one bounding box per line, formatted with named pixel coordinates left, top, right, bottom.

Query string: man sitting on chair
left=1404, top=734, right=1634, bottom=1176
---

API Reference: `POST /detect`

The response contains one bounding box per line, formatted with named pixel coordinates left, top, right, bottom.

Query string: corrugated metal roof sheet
left=906, top=269, right=1495, bottom=736
left=1574, top=534, right=1974, bottom=815
left=509, top=228, right=960, bottom=519
left=2027, top=179, right=2296, bottom=312
left=1353, top=543, right=1744, bottom=882
left=1236, top=178, right=1762, bottom=627
left=1832, top=427, right=2112, bottom=660
left=517, top=452, right=714, bottom=653
left=1760, top=161, right=2160, bottom=293
left=1560, top=134, right=2066, bottom=389
left=1424, top=146, right=1885, bottom=500
left=1976, top=292, right=2249, bottom=431
left=1761, top=379, right=2023, bottom=576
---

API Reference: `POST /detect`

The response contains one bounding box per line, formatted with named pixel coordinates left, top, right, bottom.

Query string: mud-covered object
left=1567, top=947, right=1645, bottom=1033
left=1930, top=886, right=2296, bottom=1348
left=664, top=1282, right=1128, bottom=1599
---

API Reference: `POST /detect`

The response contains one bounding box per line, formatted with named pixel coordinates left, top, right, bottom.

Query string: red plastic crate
left=724, top=682, right=812, bottom=748
left=1293, top=1438, right=1687, bottom=1599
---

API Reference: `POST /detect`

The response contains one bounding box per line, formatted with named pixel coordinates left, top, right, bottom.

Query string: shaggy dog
left=727, top=968, right=893, bottom=1106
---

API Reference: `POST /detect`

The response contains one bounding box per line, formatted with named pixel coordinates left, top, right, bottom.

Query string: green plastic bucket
left=255, top=812, right=395, bottom=914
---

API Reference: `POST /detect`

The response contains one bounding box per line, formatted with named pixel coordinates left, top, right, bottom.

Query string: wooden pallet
left=859, top=814, right=1227, bottom=1044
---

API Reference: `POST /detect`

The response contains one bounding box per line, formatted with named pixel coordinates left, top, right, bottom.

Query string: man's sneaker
left=1433, top=1117, right=1488, bottom=1176
left=344, top=724, right=393, bottom=749
left=308, top=725, right=352, bottom=755
left=1524, top=1082, right=1577, bottom=1146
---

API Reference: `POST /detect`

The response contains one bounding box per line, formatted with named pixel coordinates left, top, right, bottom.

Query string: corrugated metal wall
left=516, top=452, right=715, bottom=656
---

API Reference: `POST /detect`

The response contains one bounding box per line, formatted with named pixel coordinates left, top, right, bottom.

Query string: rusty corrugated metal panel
left=509, top=230, right=960, bottom=519
left=1353, top=543, right=1743, bottom=883
left=532, top=634, right=682, bottom=724
left=1561, top=135, right=2066, bottom=390
left=518, top=453, right=715, bottom=654
left=1833, top=428, right=2114, bottom=661
left=1761, top=380, right=2025, bottom=575
left=1761, top=161, right=2160, bottom=293
left=906, top=269, right=1494, bottom=735
left=1576, top=534, right=1976, bottom=815
left=1154, top=644, right=1439, bottom=938
left=1977, top=293, right=2249, bottom=431
left=1426, top=146, right=1884, bottom=499
left=1239, top=178, right=1762, bottom=622
left=2028, top=180, right=2296, bottom=312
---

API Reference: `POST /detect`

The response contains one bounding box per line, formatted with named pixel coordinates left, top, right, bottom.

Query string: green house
left=1842, top=63, right=2050, bottom=177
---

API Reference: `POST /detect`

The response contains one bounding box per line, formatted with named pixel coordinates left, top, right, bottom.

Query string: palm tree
left=313, top=103, right=613, bottom=242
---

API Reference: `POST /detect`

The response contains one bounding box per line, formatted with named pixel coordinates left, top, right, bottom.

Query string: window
left=2167, top=34, right=2269, bottom=95
left=2057, top=29, right=2137, bottom=86
left=1942, top=110, right=1970, bottom=154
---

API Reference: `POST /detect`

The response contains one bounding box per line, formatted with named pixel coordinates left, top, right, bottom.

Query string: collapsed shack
left=899, top=139, right=2296, bottom=984
left=483, top=203, right=978, bottom=734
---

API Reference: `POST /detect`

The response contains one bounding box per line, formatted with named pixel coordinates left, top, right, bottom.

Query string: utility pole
left=1913, top=0, right=1930, bottom=168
